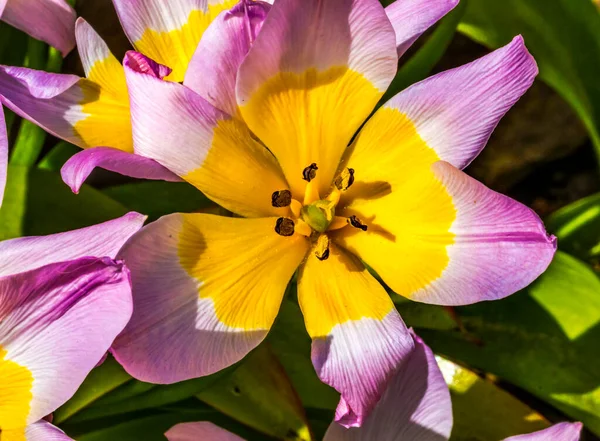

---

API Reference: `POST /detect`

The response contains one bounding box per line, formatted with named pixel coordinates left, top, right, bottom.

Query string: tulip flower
left=107, top=0, right=555, bottom=428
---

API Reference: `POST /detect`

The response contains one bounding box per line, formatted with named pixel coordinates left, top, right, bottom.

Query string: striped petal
left=0, top=103, right=6, bottom=208
left=26, top=421, right=74, bottom=441
left=503, top=423, right=582, bottom=441
left=61, top=147, right=182, bottom=194
left=385, top=0, right=458, bottom=58
left=382, top=36, right=537, bottom=170
left=113, top=0, right=239, bottom=82
left=297, top=244, right=414, bottom=428
left=112, top=213, right=308, bottom=383
left=0, top=257, right=132, bottom=429
left=1, top=0, right=75, bottom=56
left=324, top=331, right=452, bottom=440
left=0, top=212, right=145, bottom=277
left=0, top=20, right=132, bottom=152
left=124, top=51, right=289, bottom=218
left=166, top=422, right=245, bottom=441
left=236, top=0, right=398, bottom=198
left=184, top=0, right=270, bottom=116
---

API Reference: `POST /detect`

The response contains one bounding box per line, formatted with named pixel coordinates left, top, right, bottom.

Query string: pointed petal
left=0, top=257, right=132, bottom=428
left=324, top=331, right=452, bottom=440
left=112, top=0, right=238, bottom=82
left=503, top=423, right=582, bottom=441
left=1, top=0, right=75, bottom=56
left=61, top=147, right=182, bottom=194
left=236, top=0, right=398, bottom=197
left=112, top=213, right=308, bottom=383
left=124, top=51, right=289, bottom=218
left=25, top=421, right=75, bottom=441
left=383, top=36, right=537, bottom=169
left=335, top=49, right=551, bottom=305
left=385, top=0, right=458, bottom=58
left=166, top=422, right=245, bottom=441
left=0, top=212, right=146, bottom=277
left=0, top=103, right=7, bottom=208
left=184, top=1, right=270, bottom=116
left=298, top=244, right=414, bottom=427
left=0, top=64, right=132, bottom=152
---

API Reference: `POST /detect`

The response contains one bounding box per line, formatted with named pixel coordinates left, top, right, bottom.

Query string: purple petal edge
left=61, top=147, right=182, bottom=193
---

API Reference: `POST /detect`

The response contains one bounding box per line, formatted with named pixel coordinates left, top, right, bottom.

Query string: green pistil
left=301, top=200, right=336, bottom=233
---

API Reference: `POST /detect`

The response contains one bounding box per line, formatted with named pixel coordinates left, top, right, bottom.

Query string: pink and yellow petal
left=112, top=213, right=308, bottom=383
left=503, top=423, right=582, bottom=441
left=61, top=147, right=182, bottom=194
left=0, top=212, right=145, bottom=277
left=385, top=0, right=458, bottom=58
left=124, top=51, right=289, bottom=218
left=1, top=0, right=75, bottom=56
left=113, top=0, right=239, bottom=82
left=184, top=0, right=270, bottom=116
left=298, top=244, right=414, bottom=428
left=0, top=102, right=7, bottom=208
left=0, top=65, right=132, bottom=151
left=166, top=422, right=245, bottom=441
left=0, top=257, right=133, bottom=428
left=382, top=36, right=537, bottom=169
left=24, top=421, right=74, bottom=441
left=236, top=0, right=398, bottom=197
left=324, top=331, right=452, bottom=440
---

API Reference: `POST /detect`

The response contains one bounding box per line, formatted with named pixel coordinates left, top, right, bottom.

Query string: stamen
left=271, top=190, right=292, bottom=208
left=302, top=163, right=318, bottom=182
left=275, top=217, right=295, bottom=236
left=290, top=199, right=303, bottom=218
left=327, top=216, right=348, bottom=231
left=295, top=219, right=313, bottom=237
left=334, top=168, right=355, bottom=191
left=314, top=234, right=330, bottom=261
left=348, top=215, right=368, bottom=231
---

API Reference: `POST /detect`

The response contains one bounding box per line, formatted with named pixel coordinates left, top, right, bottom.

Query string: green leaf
left=66, top=368, right=233, bottom=424
left=104, top=181, right=216, bottom=221
left=546, top=192, right=600, bottom=259
left=381, top=0, right=467, bottom=103
left=38, top=142, right=81, bottom=172
left=458, top=0, right=600, bottom=162
left=54, top=357, right=132, bottom=424
left=197, top=344, right=314, bottom=441
left=0, top=166, right=128, bottom=240
left=438, top=357, right=551, bottom=440
left=268, top=300, right=340, bottom=411
left=418, top=251, right=600, bottom=435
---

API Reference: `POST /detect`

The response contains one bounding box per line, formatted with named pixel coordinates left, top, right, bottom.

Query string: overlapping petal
left=113, top=0, right=240, bottom=82
left=0, top=212, right=145, bottom=276
left=0, top=0, right=75, bottom=56
left=112, top=213, right=308, bottom=383
left=124, top=51, right=289, bottom=218
left=236, top=0, right=398, bottom=197
left=385, top=0, right=459, bottom=57
left=324, top=331, right=452, bottom=440
left=0, top=257, right=132, bottom=429
left=333, top=38, right=552, bottom=306
left=184, top=0, right=270, bottom=116
left=166, top=422, right=244, bottom=441
left=25, top=421, right=75, bottom=441
left=503, top=422, right=582, bottom=441
left=297, top=244, right=414, bottom=428
left=61, top=147, right=182, bottom=194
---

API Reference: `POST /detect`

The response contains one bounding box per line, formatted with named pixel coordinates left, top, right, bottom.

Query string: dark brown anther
left=315, top=234, right=330, bottom=261
left=271, top=190, right=292, bottom=207
left=334, top=168, right=355, bottom=191
left=348, top=215, right=368, bottom=231
left=302, top=163, right=319, bottom=182
left=275, top=217, right=295, bottom=236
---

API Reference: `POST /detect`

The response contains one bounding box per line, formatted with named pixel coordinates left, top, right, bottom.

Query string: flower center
left=272, top=164, right=367, bottom=260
